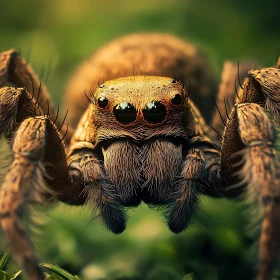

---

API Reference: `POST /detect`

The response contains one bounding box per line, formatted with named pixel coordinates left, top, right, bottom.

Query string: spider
left=0, top=33, right=280, bottom=280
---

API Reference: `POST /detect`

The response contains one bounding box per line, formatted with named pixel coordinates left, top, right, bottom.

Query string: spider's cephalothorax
left=0, top=33, right=280, bottom=280
left=70, top=77, right=195, bottom=209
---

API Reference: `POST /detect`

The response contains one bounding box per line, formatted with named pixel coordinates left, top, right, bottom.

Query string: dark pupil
left=143, top=101, right=166, bottom=124
left=171, top=94, right=183, bottom=105
left=114, top=102, right=137, bottom=124
left=98, top=96, right=108, bottom=108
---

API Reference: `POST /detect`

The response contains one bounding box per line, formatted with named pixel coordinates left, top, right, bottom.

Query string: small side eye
left=171, top=94, right=183, bottom=105
left=97, top=96, right=108, bottom=108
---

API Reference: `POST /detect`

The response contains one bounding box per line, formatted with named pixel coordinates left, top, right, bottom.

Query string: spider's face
left=91, top=76, right=195, bottom=144
left=84, top=76, right=196, bottom=206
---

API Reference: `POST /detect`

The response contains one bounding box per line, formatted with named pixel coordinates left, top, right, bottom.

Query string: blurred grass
left=0, top=0, right=280, bottom=279
left=35, top=200, right=252, bottom=280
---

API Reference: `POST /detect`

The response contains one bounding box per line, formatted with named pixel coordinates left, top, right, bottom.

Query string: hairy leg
left=195, top=65, right=280, bottom=278
left=0, top=87, right=41, bottom=138
left=0, top=116, right=72, bottom=279
left=276, top=56, right=280, bottom=68
left=0, top=52, right=79, bottom=277
left=221, top=103, right=280, bottom=280
left=0, top=50, right=72, bottom=142
left=210, top=61, right=258, bottom=142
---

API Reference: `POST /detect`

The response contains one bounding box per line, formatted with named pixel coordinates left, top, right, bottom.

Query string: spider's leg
left=199, top=65, right=280, bottom=279
left=0, top=116, right=72, bottom=280
left=276, top=56, right=280, bottom=68
left=221, top=103, right=280, bottom=280
left=0, top=50, right=72, bottom=142
left=210, top=61, right=255, bottom=142
left=235, top=66, right=280, bottom=129
left=210, top=61, right=239, bottom=140
left=0, top=86, right=41, bottom=138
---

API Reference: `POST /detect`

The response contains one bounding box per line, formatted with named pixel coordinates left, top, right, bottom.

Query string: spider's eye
left=97, top=96, right=108, bottom=108
left=114, top=101, right=137, bottom=125
left=143, top=101, right=166, bottom=124
left=171, top=94, right=183, bottom=105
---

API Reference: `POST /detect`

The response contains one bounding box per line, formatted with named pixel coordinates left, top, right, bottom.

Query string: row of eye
left=96, top=94, right=183, bottom=124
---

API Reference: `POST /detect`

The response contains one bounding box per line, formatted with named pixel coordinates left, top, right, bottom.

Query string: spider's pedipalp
left=68, top=148, right=127, bottom=233
left=166, top=148, right=204, bottom=233
left=94, top=179, right=127, bottom=234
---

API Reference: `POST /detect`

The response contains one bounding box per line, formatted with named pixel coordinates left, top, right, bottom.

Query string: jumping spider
left=0, top=33, right=280, bottom=280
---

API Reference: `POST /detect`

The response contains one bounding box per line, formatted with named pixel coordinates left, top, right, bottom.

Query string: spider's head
left=90, top=76, right=195, bottom=144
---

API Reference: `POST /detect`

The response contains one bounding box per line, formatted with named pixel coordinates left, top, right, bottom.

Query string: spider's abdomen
left=65, top=33, right=217, bottom=127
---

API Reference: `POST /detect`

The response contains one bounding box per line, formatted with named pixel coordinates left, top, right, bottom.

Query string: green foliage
left=0, top=253, right=82, bottom=280
left=0, top=253, right=21, bottom=280
left=41, top=263, right=81, bottom=280
left=0, top=252, right=9, bottom=270
left=30, top=202, right=253, bottom=280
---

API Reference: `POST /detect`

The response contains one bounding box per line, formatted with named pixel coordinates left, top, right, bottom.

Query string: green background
left=0, top=0, right=279, bottom=279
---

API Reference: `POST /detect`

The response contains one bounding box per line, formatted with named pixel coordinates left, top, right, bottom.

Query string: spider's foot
left=165, top=179, right=199, bottom=234
left=100, top=181, right=126, bottom=234
left=100, top=200, right=126, bottom=234
left=89, top=179, right=127, bottom=234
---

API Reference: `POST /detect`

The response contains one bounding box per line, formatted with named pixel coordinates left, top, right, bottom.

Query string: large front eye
left=142, top=101, right=166, bottom=124
left=113, top=101, right=137, bottom=125
left=97, top=96, right=109, bottom=108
